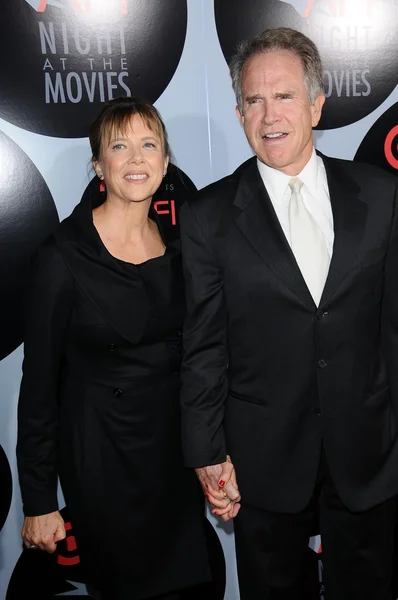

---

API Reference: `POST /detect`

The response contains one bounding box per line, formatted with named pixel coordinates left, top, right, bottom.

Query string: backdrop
left=0, top=1, right=397, bottom=598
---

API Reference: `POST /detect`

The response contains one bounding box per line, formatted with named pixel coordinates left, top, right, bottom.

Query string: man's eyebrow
left=275, top=90, right=296, bottom=97
left=244, top=94, right=262, bottom=102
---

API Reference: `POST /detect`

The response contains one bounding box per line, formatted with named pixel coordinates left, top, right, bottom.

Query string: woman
left=16, top=96, right=212, bottom=599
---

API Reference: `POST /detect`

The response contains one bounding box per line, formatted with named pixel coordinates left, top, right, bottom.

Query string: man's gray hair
left=229, top=27, right=324, bottom=112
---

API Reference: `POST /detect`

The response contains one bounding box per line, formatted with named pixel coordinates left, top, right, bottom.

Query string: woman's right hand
left=22, top=511, right=66, bottom=553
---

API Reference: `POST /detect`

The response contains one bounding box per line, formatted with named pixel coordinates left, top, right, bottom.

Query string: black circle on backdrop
left=214, top=0, right=398, bottom=130
left=354, top=102, right=398, bottom=177
left=0, top=130, right=59, bottom=361
left=308, top=2, right=398, bottom=129
left=0, top=445, right=12, bottom=532
left=0, top=0, right=187, bottom=138
left=215, top=0, right=305, bottom=68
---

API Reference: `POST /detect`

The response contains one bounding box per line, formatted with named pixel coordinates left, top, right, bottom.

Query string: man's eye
left=112, top=143, right=125, bottom=150
left=144, top=142, right=156, bottom=148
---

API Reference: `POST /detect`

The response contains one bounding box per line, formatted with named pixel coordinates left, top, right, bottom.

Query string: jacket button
left=316, top=310, right=329, bottom=320
left=174, top=370, right=180, bottom=376
left=176, top=330, right=182, bottom=337
left=109, top=343, right=117, bottom=352
left=113, top=388, right=123, bottom=397
left=318, top=359, right=327, bottom=369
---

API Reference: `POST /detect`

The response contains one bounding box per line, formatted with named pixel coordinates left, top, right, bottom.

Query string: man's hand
left=195, top=455, right=241, bottom=521
left=22, top=511, right=66, bottom=553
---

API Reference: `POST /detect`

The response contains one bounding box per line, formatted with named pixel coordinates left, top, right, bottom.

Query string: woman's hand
left=22, top=511, right=66, bottom=553
left=196, top=455, right=241, bottom=522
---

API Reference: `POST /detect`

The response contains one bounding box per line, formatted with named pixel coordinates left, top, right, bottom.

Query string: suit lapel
left=319, top=155, right=367, bottom=305
left=233, top=156, right=368, bottom=309
left=233, top=159, right=315, bottom=309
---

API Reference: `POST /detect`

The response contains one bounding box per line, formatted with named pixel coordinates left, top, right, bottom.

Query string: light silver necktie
left=288, top=177, right=330, bottom=306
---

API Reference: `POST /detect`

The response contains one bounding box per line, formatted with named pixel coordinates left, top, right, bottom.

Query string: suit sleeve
left=17, top=238, right=74, bottom=517
left=180, top=200, right=228, bottom=468
left=382, top=179, right=398, bottom=427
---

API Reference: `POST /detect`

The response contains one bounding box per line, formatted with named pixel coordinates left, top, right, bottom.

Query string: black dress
left=17, top=192, right=211, bottom=599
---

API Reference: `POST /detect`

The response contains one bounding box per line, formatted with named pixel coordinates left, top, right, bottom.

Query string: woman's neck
left=93, top=196, right=153, bottom=244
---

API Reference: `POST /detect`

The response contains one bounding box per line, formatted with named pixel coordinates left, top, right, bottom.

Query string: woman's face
left=94, top=114, right=169, bottom=206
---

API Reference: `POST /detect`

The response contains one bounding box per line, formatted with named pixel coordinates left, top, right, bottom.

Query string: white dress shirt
left=257, top=149, right=334, bottom=259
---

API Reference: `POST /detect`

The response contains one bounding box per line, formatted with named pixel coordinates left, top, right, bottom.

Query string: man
left=180, top=27, right=398, bottom=600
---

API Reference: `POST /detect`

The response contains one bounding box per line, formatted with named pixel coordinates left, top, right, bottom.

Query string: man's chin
left=257, top=154, right=288, bottom=172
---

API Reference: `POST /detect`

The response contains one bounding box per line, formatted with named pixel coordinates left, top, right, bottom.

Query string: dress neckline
left=90, top=216, right=168, bottom=268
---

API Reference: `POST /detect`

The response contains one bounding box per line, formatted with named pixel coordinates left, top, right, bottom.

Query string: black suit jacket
left=180, top=154, right=398, bottom=513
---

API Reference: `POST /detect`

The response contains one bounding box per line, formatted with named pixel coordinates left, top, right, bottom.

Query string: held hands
left=195, top=455, right=241, bottom=522
left=22, top=511, right=66, bottom=553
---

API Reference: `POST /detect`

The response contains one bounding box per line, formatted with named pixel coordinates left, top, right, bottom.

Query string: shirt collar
left=257, top=148, right=320, bottom=205
left=298, top=149, right=320, bottom=198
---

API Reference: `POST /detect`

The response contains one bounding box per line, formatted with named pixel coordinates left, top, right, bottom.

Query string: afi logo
left=384, top=125, right=398, bottom=170
left=57, top=521, right=80, bottom=566
left=154, top=200, right=177, bottom=226
left=27, top=0, right=128, bottom=15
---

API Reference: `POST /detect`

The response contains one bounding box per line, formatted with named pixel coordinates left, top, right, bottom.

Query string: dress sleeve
left=17, top=237, right=74, bottom=517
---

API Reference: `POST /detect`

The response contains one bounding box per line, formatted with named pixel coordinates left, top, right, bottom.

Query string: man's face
left=237, top=50, right=325, bottom=176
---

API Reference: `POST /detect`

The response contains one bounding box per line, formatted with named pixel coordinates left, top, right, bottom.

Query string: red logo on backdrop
left=57, top=521, right=80, bottom=566
left=150, top=163, right=197, bottom=239
left=384, top=125, right=398, bottom=171
left=355, top=102, right=398, bottom=176
left=153, top=200, right=177, bottom=226
left=0, top=0, right=187, bottom=137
